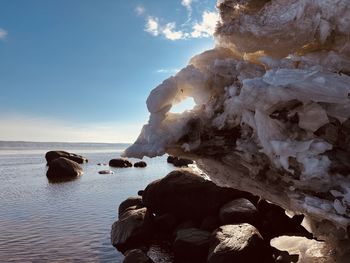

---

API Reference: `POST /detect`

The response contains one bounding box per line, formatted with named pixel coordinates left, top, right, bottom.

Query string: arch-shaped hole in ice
left=170, top=97, right=196, bottom=114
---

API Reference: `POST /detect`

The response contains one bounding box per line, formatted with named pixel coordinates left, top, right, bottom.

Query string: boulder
left=200, top=215, right=220, bottom=232
left=257, top=199, right=312, bottom=240
left=142, top=170, right=256, bottom=220
left=119, top=197, right=144, bottom=218
left=208, top=224, right=270, bottom=263
left=46, top=157, right=83, bottom=181
left=173, top=228, right=211, bottom=263
left=109, top=158, right=133, bottom=168
left=219, top=198, right=259, bottom=226
left=134, top=161, right=147, bottom=168
left=98, top=170, right=114, bottom=175
left=111, top=207, right=152, bottom=253
left=45, top=150, right=88, bottom=164
left=153, top=213, right=177, bottom=233
left=137, top=190, right=144, bottom=197
left=123, top=249, right=153, bottom=263
left=166, top=155, right=193, bottom=167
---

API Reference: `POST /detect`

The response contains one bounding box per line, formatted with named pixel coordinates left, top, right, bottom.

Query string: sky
left=0, top=0, right=217, bottom=143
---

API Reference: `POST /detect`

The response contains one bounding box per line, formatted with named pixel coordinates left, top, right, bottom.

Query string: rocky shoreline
left=111, top=169, right=315, bottom=263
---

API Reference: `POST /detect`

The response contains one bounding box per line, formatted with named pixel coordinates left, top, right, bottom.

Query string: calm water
left=0, top=142, right=174, bottom=262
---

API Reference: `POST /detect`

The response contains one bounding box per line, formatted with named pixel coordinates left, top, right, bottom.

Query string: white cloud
left=162, top=23, right=184, bottom=40
left=135, top=5, right=145, bottom=16
left=145, top=17, right=159, bottom=36
left=191, top=11, right=219, bottom=38
left=0, top=28, right=8, bottom=40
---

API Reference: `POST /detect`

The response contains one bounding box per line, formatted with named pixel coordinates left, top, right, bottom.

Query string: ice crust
left=125, top=0, right=350, bottom=249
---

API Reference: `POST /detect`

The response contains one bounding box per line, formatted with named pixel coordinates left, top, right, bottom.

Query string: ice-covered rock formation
left=125, top=0, right=350, bottom=250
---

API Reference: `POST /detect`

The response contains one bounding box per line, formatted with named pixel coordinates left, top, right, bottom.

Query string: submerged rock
left=98, top=170, right=114, bottom=175
left=109, top=158, right=132, bottom=168
left=208, top=224, right=270, bottom=263
left=46, top=157, right=83, bottom=181
left=45, top=150, right=88, bottom=164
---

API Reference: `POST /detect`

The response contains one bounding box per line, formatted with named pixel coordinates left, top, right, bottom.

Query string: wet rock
left=219, top=198, right=259, bottom=226
left=46, top=157, right=83, bottom=181
left=119, top=197, right=144, bottom=218
left=45, top=150, right=88, bottom=164
left=98, top=170, right=114, bottom=175
left=123, top=249, right=154, bottom=263
left=173, top=228, right=211, bottom=263
left=134, top=161, right=147, bottom=168
left=109, top=158, right=133, bottom=168
left=166, top=155, right=176, bottom=164
left=208, top=224, right=270, bottom=263
left=200, top=215, right=220, bottom=232
left=97, top=163, right=107, bottom=166
left=137, top=190, right=144, bottom=197
left=142, top=170, right=255, bottom=220
left=111, top=207, right=152, bottom=253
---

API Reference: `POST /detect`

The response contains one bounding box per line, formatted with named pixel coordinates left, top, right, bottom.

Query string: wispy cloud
left=145, top=17, right=159, bottom=36
left=0, top=28, right=8, bottom=40
left=156, top=68, right=180, bottom=74
left=135, top=5, right=145, bottom=16
left=138, top=2, right=219, bottom=41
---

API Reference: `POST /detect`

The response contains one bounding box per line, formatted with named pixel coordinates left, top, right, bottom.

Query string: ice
left=124, top=0, right=350, bottom=256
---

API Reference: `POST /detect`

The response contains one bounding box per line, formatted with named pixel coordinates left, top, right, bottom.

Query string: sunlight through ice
left=170, top=97, right=196, bottom=113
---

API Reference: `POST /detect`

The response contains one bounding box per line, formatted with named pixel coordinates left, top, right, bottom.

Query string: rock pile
left=112, top=170, right=312, bottom=262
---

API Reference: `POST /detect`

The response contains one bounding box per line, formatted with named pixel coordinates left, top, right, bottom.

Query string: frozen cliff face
left=125, top=0, right=350, bottom=245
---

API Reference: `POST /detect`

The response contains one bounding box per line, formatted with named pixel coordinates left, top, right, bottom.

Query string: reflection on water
left=0, top=144, right=174, bottom=262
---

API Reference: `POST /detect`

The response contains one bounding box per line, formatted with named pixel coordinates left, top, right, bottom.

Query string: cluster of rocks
left=111, top=170, right=312, bottom=263
left=109, top=158, right=147, bottom=168
left=45, top=151, right=87, bottom=182
left=167, top=156, right=194, bottom=167
left=45, top=152, right=150, bottom=182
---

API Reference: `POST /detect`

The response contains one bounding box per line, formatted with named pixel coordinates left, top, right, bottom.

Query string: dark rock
left=119, top=197, right=143, bottom=218
left=257, top=199, right=312, bottom=240
left=111, top=207, right=152, bottom=253
left=138, top=190, right=144, bottom=197
left=134, top=161, right=147, bottom=168
left=46, top=157, right=83, bottom=181
left=166, top=155, right=194, bottom=167
left=154, top=213, right=177, bottom=233
left=98, top=170, right=114, bottom=175
left=45, top=150, right=88, bottom=164
left=97, top=163, right=107, bottom=166
left=109, top=158, right=133, bottom=168
left=208, top=224, right=270, bottom=263
left=219, top=198, right=259, bottom=226
left=142, top=170, right=256, bottom=220
left=173, top=220, right=197, bottom=237
left=167, top=155, right=176, bottom=164
left=123, top=249, right=154, bottom=263
left=173, top=228, right=211, bottom=263
left=200, top=215, right=220, bottom=232
left=273, top=249, right=299, bottom=263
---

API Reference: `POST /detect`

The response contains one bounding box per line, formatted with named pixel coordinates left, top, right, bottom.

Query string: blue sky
left=0, top=0, right=217, bottom=142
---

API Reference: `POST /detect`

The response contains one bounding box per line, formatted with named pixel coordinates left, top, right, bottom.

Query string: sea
left=0, top=141, right=175, bottom=263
